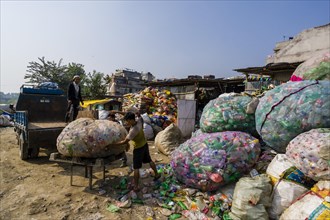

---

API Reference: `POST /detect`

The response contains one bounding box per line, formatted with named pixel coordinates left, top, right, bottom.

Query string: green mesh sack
left=291, top=53, right=330, bottom=81
left=200, top=93, right=257, bottom=135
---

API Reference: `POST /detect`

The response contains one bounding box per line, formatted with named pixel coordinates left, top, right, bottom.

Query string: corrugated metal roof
left=233, top=62, right=302, bottom=76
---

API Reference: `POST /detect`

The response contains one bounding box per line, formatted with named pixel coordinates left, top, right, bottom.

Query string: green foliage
left=25, top=57, right=69, bottom=91
left=83, top=70, right=107, bottom=99
left=0, top=92, right=19, bottom=104
left=24, top=57, right=86, bottom=92
left=24, top=57, right=108, bottom=99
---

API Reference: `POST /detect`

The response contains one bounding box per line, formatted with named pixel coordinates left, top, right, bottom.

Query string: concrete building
left=234, top=23, right=330, bottom=91
left=106, top=68, right=155, bottom=96
left=266, top=23, right=330, bottom=65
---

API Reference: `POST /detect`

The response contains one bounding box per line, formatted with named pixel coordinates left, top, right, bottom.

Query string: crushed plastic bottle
left=146, top=206, right=154, bottom=217
left=143, top=193, right=152, bottom=199
left=130, top=190, right=137, bottom=199
left=169, top=213, right=182, bottom=220
left=119, top=194, right=129, bottom=202
left=250, top=168, right=259, bottom=178
left=177, top=201, right=188, bottom=210
left=118, top=177, right=128, bottom=190
left=131, top=198, right=144, bottom=204
left=196, top=196, right=207, bottom=212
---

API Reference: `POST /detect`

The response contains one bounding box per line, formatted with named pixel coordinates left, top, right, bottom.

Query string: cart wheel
left=29, top=147, right=40, bottom=158
left=19, top=133, right=28, bottom=160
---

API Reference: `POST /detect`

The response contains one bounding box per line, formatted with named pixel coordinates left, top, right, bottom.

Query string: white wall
left=267, top=24, right=330, bottom=64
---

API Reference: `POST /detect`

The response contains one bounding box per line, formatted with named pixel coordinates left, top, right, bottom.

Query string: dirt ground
left=0, top=127, right=172, bottom=220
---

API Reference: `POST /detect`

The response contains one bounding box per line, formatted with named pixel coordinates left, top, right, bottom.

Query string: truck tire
left=29, top=147, right=39, bottom=158
left=19, top=133, right=28, bottom=160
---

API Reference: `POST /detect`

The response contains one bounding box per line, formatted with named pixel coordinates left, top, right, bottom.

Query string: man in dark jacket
left=65, top=75, right=84, bottom=122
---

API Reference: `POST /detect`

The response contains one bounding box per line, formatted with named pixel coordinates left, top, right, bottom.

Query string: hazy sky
left=1, top=1, right=329, bottom=93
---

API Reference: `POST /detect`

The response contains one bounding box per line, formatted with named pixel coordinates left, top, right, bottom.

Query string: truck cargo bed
left=28, top=122, right=67, bottom=130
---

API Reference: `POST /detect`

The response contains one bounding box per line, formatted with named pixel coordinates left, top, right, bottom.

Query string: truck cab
left=14, top=85, right=67, bottom=160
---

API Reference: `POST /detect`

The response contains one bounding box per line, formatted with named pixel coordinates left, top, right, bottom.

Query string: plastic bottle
left=211, top=206, right=222, bottom=217
left=119, top=177, right=128, bottom=190
left=130, top=190, right=137, bottom=199
left=146, top=206, right=154, bottom=217
left=177, top=201, right=188, bottom=210
left=196, top=196, right=207, bottom=211
left=190, top=201, right=197, bottom=211
left=169, top=213, right=182, bottom=220
left=210, top=192, right=229, bottom=203
left=250, top=169, right=259, bottom=178
left=143, top=193, right=152, bottom=199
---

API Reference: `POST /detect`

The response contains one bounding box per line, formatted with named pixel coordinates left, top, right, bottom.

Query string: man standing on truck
left=65, top=75, right=84, bottom=122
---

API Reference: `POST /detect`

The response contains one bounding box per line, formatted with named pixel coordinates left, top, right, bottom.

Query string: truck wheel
left=29, top=147, right=39, bottom=158
left=19, top=133, right=28, bottom=160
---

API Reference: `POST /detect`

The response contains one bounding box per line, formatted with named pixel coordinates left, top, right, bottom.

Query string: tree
left=83, top=70, right=107, bottom=99
left=25, top=57, right=68, bottom=90
left=24, top=57, right=86, bottom=92
left=24, top=57, right=108, bottom=99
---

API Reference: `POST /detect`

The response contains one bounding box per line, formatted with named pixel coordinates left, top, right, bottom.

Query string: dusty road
left=0, top=127, right=171, bottom=220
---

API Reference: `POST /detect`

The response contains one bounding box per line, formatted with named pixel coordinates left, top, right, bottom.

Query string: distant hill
left=0, top=92, right=19, bottom=105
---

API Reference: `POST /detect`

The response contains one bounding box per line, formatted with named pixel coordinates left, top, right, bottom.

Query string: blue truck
left=14, top=85, right=68, bottom=160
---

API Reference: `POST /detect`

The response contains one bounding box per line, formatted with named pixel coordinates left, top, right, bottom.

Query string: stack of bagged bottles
left=122, top=87, right=177, bottom=124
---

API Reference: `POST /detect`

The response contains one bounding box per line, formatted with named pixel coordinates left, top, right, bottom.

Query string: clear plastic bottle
left=196, top=196, right=206, bottom=211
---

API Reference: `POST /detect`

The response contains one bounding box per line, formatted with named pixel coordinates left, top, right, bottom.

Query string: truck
left=14, top=84, right=68, bottom=160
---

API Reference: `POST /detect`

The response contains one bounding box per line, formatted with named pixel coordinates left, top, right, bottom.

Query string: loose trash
left=106, top=204, right=120, bottom=213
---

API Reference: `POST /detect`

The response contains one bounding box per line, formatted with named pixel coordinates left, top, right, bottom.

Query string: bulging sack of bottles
left=280, top=180, right=330, bottom=220
left=290, top=52, right=330, bottom=81
left=286, top=128, right=330, bottom=181
left=229, top=174, right=272, bottom=220
left=155, top=124, right=183, bottom=156
left=200, top=93, right=257, bottom=135
left=170, top=131, right=261, bottom=191
left=57, top=118, right=128, bottom=158
left=255, top=80, right=330, bottom=152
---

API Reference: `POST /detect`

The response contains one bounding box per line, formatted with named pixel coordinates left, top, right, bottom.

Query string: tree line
left=25, top=57, right=109, bottom=99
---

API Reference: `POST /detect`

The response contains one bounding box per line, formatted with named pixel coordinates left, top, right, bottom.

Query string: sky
left=1, top=1, right=329, bottom=93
